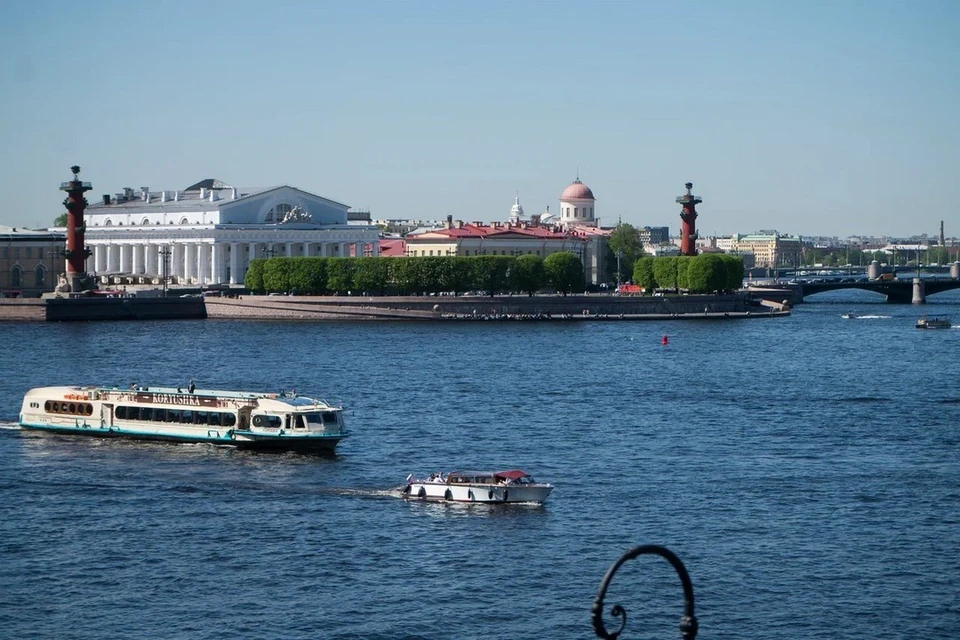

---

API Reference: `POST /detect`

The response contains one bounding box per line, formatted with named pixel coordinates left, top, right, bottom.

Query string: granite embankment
left=204, top=293, right=786, bottom=320
left=0, top=292, right=788, bottom=321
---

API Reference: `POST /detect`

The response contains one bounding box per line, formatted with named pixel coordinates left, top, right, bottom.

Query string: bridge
left=748, top=277, right=960, bottom=304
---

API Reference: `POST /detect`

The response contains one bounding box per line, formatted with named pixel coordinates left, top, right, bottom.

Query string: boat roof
left=448, top=469, right=530, bottom=479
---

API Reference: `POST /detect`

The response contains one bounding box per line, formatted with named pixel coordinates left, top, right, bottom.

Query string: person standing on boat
left=188, top=379, right=195, bottom=394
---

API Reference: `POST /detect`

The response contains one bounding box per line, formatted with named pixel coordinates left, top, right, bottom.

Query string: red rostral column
left=59, top=165, right=93, bottom=292
left=676, top=181, right=701, bottom=256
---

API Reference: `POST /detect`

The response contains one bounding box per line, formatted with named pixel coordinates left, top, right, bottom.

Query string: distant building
left=0, top=226, right=64, bottom=297
left=81, top=179, right=379, bottom=286
left=638, top=226, right=669, bottom=246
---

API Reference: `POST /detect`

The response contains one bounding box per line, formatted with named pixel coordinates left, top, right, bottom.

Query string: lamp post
left=47, top=248, right=59, bottom=292
left=159, top=248, right=171, bottom=296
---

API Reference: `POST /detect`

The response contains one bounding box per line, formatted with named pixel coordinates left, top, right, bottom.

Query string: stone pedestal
left=912, top=277, right=925, bottom=304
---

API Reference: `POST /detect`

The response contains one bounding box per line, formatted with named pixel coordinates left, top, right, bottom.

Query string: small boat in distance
left=915, top=317, right=952, bottom=329
left=401, top=470, right=553, bottom=504
left=841, top=312, right=858, bottom=319
left=18, top=384, right=347, bottom=452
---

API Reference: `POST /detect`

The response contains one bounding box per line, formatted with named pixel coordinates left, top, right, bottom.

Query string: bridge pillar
left=951, top=262, right=960, bottom=279
left=912, top=278, right=926, bottom=304
left=868, top=260, right=880, bottom=280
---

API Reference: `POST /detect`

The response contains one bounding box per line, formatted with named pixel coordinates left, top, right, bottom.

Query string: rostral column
left=676, top=181, right=701, bottom=256
left=59, top=165, right=93, bottom=292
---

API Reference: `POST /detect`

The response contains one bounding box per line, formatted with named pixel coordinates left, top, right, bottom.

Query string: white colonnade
left=89, top=239, right=378, bottom=285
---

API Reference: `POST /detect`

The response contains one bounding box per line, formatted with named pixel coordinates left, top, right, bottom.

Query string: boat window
left=252, top=415, right=282, bottom=429
left=194, top=411, right=207, bottom=425
left=141, top=407, right=153, bottom=421
left=181, top=410, right=193, bottom=423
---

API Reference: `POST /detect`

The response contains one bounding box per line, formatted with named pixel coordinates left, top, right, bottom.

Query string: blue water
left=1, top=291, right=959, bottom=639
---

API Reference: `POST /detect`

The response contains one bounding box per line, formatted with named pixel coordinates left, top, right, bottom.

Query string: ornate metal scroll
left=591, top=544, right=698, bottom=639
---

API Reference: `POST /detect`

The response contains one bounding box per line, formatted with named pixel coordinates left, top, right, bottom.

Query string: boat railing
left=592, top=545, right=697, bottom=639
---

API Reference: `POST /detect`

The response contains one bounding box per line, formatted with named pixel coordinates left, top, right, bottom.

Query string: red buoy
left=661, top=335, right=669, bottom=345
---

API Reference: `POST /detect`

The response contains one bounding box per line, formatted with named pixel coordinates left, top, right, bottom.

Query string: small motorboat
left=916, top=316, right=952, bottom=329
left=841, top=312, right=858, bottom=319
left=401, top=470, right=553, bottom=504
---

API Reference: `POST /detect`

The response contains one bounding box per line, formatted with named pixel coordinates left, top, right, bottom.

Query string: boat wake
left=854, top=315, right=891, bottom=319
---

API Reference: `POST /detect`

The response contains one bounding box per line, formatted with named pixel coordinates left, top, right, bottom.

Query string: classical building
left=82, top=179, right=379, bottom=286
left=402, top=177, right=611, bottom=285
left=0, top=226, right=64, bottom=297
left=559, top=177, right=597, bottom=228
left=722, top=232, right=802, bottom=267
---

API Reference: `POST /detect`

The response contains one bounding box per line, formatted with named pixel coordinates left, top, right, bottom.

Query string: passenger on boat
left=188, top=379, right=196, bottom=394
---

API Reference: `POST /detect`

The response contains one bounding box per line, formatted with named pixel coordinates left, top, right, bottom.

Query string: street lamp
left=159, top=248, right=171, bottom=296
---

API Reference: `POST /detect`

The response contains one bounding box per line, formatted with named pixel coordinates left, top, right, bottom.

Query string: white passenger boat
left=18, top=385, right=347, bottom=452
left=401, top=470, right=553, bottom=504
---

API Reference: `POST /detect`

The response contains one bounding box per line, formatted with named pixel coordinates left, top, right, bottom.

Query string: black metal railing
left=592, top=545, right=698, bottom=639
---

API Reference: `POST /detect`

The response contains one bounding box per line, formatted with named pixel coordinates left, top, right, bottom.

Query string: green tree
left=721, top=254, right=745, bottom=291
left=687, top=253, right=726, bottom=293
left=262, top=257, right=291, bottom=293
left=288, top=257, right=326, bottom=294
left=54, top=213, right=67, bottom=227
left=353, top=257, right=389, bottom=294
left=327, top=258, right=356, bottom=294
left=608, top=223, right=642, bottom=285
left=244, top=259, right=265, bottom=293
left=543, top=252, right=584, bottom=296
left=442, top=257, right=474, bottom=295
left=652, top=257, right=678, bottom=291
left=472, top=256, right=513, bottom=296
left=633, top=256, right=656, bottom=292
left=390, top=257, right=425, bottom=295
left=676, top=255, right=693, bottom=290
left=511, top=254, right=546, bottom=296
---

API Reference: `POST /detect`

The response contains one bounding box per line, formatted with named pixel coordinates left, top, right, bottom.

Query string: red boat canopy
left=493, top=470, right=529, bottom=480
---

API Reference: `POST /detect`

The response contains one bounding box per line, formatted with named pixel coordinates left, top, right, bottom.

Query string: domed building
left=559, top=176, right=597, bottom=228
left=508, top=193, right=524, bottom=225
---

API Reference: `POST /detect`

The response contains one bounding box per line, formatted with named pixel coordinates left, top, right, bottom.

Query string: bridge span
left=747, top=277, right=960, bottom=304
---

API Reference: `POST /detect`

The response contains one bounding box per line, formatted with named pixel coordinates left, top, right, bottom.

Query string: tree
left=353, top=257, right=389, bottom=295
left=244, top=259, right=265, bottom=293
left=608, top=223, right=642, bottom=285
left=544, top=252, right=584, bottom=296
left=633, top=257, right=656, bottom=292
left=54, top=213, right=67, bottom=227
left=288, top=257, right=326, bottom=294
left=262, top=257, right=290, bottom=293
left=326, top=258, right=356, bottom=294
left=511, top=254, right=546, bottom=296
left=686, top=254, right=726, bottom=293
left=721, top=254, right=745, bottom=291
left=652, top=257, right=678, bottom=291
left=472, top=256, right=513, bottom=296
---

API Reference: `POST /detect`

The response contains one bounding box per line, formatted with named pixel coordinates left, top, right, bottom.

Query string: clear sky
left=2, top=0, right=958, bottom=239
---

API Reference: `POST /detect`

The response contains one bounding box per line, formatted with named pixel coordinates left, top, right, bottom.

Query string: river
left=1, top=290, right=958, bottom=639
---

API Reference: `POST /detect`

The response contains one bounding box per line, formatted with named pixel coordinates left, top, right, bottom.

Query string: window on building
left=265, top=203, right=292, bottom=223
left=141, top=218, right=150, bottom=226
left=104, top=219, right=112, bottom=226
left=35, top=265, right=46, bottom=288
left=25, top=247, right=32, bottom=258
left=11, top=266, right=21, bottom=288
left=179, top=217, right=189, bottom=225
left=14, top=248, right=20, bottom=259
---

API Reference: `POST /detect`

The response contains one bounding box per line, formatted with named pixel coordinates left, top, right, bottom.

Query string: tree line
left=244, top=252, right=745, bottom=296
left=244, top=253, right=585, bottom=296
left=632, top=254, right=745, bottom=293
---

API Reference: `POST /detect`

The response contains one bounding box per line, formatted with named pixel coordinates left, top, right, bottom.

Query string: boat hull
left=18, top=421, right=345, bottom=453
left=401, top=481, right=553, bottom=504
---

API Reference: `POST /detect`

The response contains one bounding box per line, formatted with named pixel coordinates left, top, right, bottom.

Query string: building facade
left=0, top=226, right=65, bottom=297
left=81, top=180, right=380, bottom=286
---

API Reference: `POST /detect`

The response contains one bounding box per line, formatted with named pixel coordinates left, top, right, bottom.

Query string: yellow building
left=0, top=226, right=65, bottom=297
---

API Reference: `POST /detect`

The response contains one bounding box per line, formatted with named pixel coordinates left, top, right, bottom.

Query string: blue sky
left=2, top=0, right=958, bottom=238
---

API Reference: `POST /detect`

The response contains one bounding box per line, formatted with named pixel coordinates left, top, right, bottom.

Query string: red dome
left=561, top=180, right=594, bottom=200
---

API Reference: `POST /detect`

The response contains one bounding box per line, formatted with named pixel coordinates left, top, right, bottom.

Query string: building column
left=370, top=240, right=380, bottom=257
left=170, top=244, right=182, bottom=279
left=119, top=245, right=131, bottom=274
left=285, top=242, right=294, bottom=257
left=132, top=244, right=144, bottom=275
left=339, top=242, right=348, bottom=258
left=183, top=243, right=194, bottom=283
left=248, top=242, right=257, bottom=262
left=302, top=242, right=311, bottom=257
left=210, top=243, right=222, bottom=285
left=230, top=243, right=240, bottom=284
left=197, top=243, right=209, bottom=284
left=94, top=245, right=105, bottom=273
